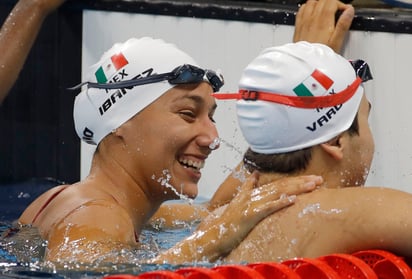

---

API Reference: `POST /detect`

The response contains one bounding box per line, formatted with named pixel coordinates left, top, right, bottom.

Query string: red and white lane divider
left=104, top=249, right=412, bottom=279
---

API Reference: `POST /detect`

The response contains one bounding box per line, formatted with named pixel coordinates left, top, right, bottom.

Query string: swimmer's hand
left=293, top=0, right=354, bottom=53
left=151, top=171, right=322, bottom=264
left=208, top=162, right=323, bottom=211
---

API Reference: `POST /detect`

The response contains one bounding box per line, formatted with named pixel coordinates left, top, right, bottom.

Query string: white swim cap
left=73, top=37, right=198, bottom=145
left=214, top=42, right=365, bottom=154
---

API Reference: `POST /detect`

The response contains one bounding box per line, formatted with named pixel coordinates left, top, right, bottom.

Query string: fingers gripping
left=331, top=4, right=355, bottom=50
left=293, top=0, right=354, bottom=53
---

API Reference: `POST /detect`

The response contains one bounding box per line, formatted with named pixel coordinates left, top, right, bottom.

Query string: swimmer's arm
left=207, top=162, right=245, bottom=210
left=209, top=162, right=323, bottom=210
left=345, top=187, right=412, bottom=257
left=0, top=0, right=65, bottom=104
left=151, top=172, right=318, bottom=264
left=148, top=203, right=210, bottom=229
left=149, top=164, right=322, bottom=227
left=293, top=0, right=354, bottom=53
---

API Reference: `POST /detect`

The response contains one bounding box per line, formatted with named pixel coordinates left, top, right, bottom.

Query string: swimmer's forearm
left=0, top=0, right=65, bottom=104
left=148, top=203, right=209, bottom=229
left=149, top=222, right=233, bottom=264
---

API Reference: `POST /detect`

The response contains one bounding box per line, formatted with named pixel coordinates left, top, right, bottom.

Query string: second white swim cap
left=214, top=42, right=364, bottom=154
left=223, top=42, right=365, bottom=154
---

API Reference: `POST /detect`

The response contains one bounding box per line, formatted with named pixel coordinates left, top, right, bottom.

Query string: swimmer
left=213, top=41, right=412, bottom=262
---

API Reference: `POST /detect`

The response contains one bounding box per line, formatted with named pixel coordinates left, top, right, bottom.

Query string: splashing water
left=219, top=138, right=244, bottom=156
left=208, top=137, right=221, bottom=150
left=0, top=221, right=201, bottom=277
left=151, top=170, right=194, bottom=203
left=214, top=137, right=250, bottom=183
left=230, top=163, right=249, bottom=184
left=298, top=203, right=343, bottom=218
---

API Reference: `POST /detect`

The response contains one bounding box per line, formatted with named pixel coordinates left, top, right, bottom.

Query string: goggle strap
left=68, top=72, right=174, bottom=91
left=212, top=77, right=362, bottom=109
left=68, top=64, right=224, bottom=92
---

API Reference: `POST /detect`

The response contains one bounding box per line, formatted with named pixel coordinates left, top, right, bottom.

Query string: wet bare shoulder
left=19, top=184, right=70, bottom=224
left=225, top=186, right=412, bottom=262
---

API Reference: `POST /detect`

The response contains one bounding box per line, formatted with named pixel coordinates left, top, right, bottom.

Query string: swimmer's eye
left=179, top=110, right=196, bottom=122
left=209, top=115, right=216, bottom=123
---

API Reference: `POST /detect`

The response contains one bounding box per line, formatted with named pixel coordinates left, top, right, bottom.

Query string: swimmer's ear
left=320, top=134, right=344, bottom=161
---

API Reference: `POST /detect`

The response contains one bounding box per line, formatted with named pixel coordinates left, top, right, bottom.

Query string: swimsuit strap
left=31, top=185, right=70, bottom=224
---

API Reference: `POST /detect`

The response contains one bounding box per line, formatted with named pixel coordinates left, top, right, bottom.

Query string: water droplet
left=209, top=137, right=221, bottom=150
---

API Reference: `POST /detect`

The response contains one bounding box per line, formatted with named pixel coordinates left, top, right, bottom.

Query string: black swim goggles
left=212, top=59, right=372, bottom=109
left=69, top=64, right=224, bottom=93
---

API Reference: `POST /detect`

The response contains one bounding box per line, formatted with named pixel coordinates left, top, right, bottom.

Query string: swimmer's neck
left=251, top=148, right=351, bottom=189
left=256, top=168, right=352, bottom=190
left=85, top=151, right=164, bottom=235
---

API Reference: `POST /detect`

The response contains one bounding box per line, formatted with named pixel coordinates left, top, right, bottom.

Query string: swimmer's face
left=122, top=81, right=219, bottom=200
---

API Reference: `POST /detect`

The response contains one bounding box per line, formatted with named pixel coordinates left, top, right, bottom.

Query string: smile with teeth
left=179, top=158, right=205, bottom=170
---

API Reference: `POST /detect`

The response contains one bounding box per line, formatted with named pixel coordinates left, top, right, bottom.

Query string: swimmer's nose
left=196, top=122, right=220, bottom=151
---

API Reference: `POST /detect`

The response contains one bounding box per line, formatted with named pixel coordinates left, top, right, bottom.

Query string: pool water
left=0, top=179, right=215, bottom=278
left=0, top=222, right=210, bottom=278
left=2, top=179, right=412, bottom=279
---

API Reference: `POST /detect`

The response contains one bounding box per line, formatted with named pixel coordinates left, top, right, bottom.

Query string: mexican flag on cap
left=293, top=69, right=333, bottom=97
left=95, top=53, right=129, bottom=83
